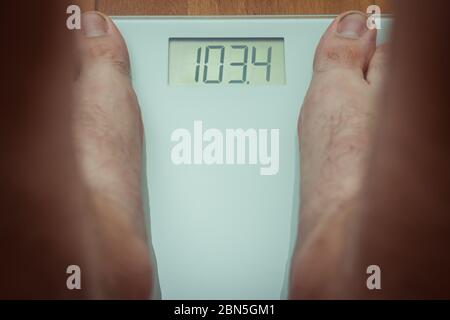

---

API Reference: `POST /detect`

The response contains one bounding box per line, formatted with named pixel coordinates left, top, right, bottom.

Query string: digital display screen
left=169, top=38, right=286, bottom=85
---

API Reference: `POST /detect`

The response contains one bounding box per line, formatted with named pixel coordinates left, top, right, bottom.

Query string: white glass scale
left=113, top=16, right=391, bottom=300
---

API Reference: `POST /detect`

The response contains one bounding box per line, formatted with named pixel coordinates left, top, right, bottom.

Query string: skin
left=291, top=3, right=450, bottom=299
left=0, top=2, right=151, bottom=299
left=1, top=1, right=449, bottom=299
left=290, top=12, right=382, bottom=298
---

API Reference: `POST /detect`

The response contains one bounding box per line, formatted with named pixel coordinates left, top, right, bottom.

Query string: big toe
left=74, top=11, right=140, bottom=131
left=73, top=11, right=143, bottom=187
left=77, top=11, right=131, bottom=79
left=314, top=11, right=377, bottom=76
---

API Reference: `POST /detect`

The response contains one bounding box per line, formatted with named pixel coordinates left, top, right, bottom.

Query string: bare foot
left=73, top=12, right=151, bottom=298
left=290, top=12, right=389, bottom=298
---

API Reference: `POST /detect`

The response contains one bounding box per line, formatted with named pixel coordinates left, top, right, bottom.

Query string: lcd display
left=169, top=38, right=286, bottom=85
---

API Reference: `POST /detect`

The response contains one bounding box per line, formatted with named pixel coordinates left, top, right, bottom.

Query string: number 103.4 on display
left=169, top=38, right=286, bottom=85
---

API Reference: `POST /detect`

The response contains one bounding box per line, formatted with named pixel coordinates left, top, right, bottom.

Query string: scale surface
left=114, top=16, right=391, bottom=300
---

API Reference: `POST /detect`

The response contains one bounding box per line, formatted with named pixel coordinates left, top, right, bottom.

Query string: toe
left=77, top=11, right=130, bottom=78
left=367, top=43, right=391, bottom=88
left=313, top=11, right=377, bottom=76
left=73, top=11, right=142, bottom=157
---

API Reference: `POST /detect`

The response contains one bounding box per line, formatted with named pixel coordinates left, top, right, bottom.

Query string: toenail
left=336, top=12, right=368, bottom=39
left=82, top=12, right=108, bottom=38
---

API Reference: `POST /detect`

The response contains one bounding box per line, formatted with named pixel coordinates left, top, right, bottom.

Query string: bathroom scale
left=113, top=16, right=392, bottom=300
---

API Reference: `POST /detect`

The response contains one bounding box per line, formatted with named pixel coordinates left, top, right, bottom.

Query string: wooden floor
left=75, top=0, right=393, bottom=15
